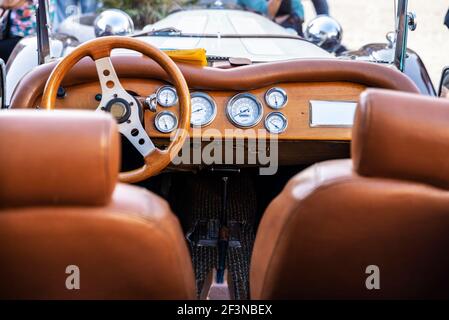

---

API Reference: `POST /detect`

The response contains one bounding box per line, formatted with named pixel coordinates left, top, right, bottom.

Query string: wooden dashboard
left=45, top=79, right=365, bottom=141
left=12, top=57, right=420, bottom=166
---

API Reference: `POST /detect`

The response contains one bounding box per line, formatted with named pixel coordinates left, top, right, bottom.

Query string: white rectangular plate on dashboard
left=309, top=100, right=358, bottom=127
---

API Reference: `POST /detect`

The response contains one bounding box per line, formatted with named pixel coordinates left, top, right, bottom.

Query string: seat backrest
left=0, top=110, right=195, bottom=299
left=251, top=89, right=449, bottom=299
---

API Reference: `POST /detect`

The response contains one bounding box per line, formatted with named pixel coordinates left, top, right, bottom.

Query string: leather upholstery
left=0, top=110, right=195, bottom=299
left=0, top=184, right=196, bottom=299
left=251, top=90, right=449, bottom=299
left=353, top=89, right=449, bottom=189
left=10, top=57, right=419, bottom=108
left=0, top=110, right=119, bottom=207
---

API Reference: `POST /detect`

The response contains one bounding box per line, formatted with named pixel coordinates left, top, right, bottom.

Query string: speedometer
left=190, top=92, right=217, bottom=127
left=226, top=93, right=263, bottom=128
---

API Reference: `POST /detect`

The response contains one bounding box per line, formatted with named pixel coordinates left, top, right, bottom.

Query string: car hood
left=58, top=9, right=331, bottom=62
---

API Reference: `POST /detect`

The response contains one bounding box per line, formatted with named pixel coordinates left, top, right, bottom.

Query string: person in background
left=1, top=0, right=24, bottom=62
left=238, top=0, right=305, bottom=36
left=0, top=0, right=54, bottom=62
left=311, top=0, right=329, bottom=16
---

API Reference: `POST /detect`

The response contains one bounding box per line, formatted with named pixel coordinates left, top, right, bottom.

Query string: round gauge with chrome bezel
left=265, top=87, right=288, bottom=109
left=226, top=93, right=263, bottom=128
left=154, top=111, right=178, bottom=133
left=156, top=85, right=178, bottom=107
left=265, top=112, right=288, bottom=134
left=190, top=92, right=217, bottom=127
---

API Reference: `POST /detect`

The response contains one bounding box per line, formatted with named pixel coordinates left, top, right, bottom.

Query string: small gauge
left=156, top=85, right=178, bottom=107
left=265, top=87, right=288, bottom=109
left=265, top=112, right=288, bottom=134
left=226, top=93, right=263, bottom=128
left=155, top=111, right=178, bottom=133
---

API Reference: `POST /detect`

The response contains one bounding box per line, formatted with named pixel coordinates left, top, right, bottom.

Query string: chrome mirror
left=304, top=15, right=342, bottom=53
left=439, top=67, right=449, bottom=98
left=94, top=9, right=134, bottom=37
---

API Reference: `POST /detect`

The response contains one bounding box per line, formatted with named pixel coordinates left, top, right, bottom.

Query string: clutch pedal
left=187, top=219, right=242, bottom=248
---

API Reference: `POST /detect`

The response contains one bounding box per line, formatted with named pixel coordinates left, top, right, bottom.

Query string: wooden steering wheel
left=41, top=36, right=191, bottom=183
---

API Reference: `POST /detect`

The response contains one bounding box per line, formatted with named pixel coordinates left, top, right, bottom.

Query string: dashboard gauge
left=226, top=93, right=263, bottom=128
left=265, top=112, right=288, bottom=134
left=154, top=111, right=178, bottom=133
left=156, top=85, right=178, bottom=107
left=190, top=92, right=217, bottom=127
left=265, top=87, right=288, bottom=109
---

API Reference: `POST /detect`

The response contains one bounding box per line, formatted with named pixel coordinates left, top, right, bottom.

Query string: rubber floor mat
left=170, top=174, right=256, bottom=300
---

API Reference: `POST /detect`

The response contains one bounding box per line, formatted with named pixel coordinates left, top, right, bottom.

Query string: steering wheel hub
left=104, top=98, right=131, bottom=123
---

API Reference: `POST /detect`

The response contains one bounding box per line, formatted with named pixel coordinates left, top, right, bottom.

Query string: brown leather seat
left=251, top=89, right=449, bottom=299
left=0, top=110, right=195, bottom=299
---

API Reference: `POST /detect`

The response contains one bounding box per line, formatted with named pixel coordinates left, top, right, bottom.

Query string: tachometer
left=156, top=85, right=178, bottom=107
left=155, top=111, right=178, bottom=133
left=265, top=87, right=288, bottom=109
left=226, top=93, right=263, bottom=128
left=265, top=112, right=288, bottom=134
left=190, top=92, right=217, bottom=127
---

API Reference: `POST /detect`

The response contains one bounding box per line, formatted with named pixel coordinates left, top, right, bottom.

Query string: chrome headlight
left=305, top=15, right=343, bottom=53
left=94, top=9, right=134, bottom=37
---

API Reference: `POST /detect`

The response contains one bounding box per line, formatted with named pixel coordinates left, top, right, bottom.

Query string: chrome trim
left=226, top=93, right=263, bottom=128
left=264, top=87, right=288, bottom=109
left=190, top=92, right=217, bottom=128
left=156, top=85, right=178, bottom=107
left=309, top=100, right=357, bottom=128
left=438, top=66, right=449, bottom=97
left=394, top=0, right=409, bottom=71
left=155, top=110, right=178, bottom=133
left=36, top=0, right=50, bottom=64
left=304, top=15, right=343, bottom=53
left=145, top=93, right=157, bottom=112
left=264, top=111, right=288, bottom=134
left=0, top=58, right=4, bottom=109
left=94, top=9, right=134, bottom=37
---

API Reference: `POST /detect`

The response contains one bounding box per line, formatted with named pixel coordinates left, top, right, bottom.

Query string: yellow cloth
left=163, top=48, right=207, bottom=67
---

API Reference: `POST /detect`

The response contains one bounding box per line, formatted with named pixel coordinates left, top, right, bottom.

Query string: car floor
left=128, top=132, right=307, bottom=299
left=169, top=173, right=256, bottom=299
left=140, top=167, right=303, bottom=299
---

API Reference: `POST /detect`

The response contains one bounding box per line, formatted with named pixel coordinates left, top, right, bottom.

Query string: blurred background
left=303, top=0, right=449, bottom=88
left=104, top=0, right=448, bottom=88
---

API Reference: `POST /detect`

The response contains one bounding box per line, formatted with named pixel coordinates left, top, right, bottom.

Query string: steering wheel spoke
left=119, top=116, right=156, bottom=157
left=94, top=57, right=129, bottom=108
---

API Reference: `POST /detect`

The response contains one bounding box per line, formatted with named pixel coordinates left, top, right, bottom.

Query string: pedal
left=187, top=219, right=242, bottom=248
left=228, top=221, right=242, bottom=248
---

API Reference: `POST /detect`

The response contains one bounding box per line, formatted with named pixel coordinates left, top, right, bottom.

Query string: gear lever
left=216, top=176, right=229, bottom=283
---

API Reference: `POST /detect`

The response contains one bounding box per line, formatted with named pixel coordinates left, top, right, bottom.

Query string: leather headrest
left=0, top=110, right=120, bottom=207
left=352, top=89, right=449, bottom=189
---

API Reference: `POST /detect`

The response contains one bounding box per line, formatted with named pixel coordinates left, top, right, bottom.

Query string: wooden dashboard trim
left=40, top=79, right=364, bottom=141
left=10, top=56, right=420, bottom=108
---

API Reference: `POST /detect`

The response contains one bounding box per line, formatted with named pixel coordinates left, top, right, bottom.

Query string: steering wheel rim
left=41, top=36, right=191, bottom=183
